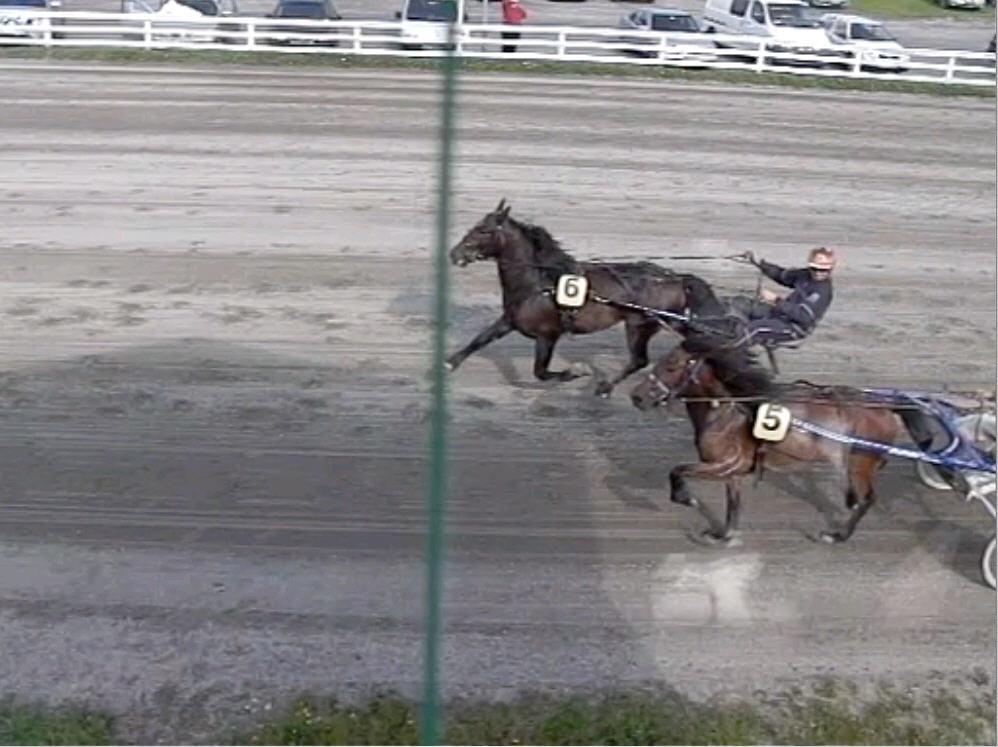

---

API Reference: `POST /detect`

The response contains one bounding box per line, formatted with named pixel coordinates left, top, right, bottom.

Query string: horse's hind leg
left=595, top=319, right=658, bottom=399
left=446, top=316, right=513, bottom=372
left=533, top=334, right=585, bottom=382
left=820, top=453, right=882, bottom=543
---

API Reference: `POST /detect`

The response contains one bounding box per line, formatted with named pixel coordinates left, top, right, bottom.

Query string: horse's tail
left=894, top=406, right=935, bottom=451
left=681, top=273, right=728, bottom=318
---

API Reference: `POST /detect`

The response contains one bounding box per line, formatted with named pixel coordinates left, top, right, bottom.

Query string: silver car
left=617, top=7, right=718, bottom=62
left=0, top=0, right=61, bottom=41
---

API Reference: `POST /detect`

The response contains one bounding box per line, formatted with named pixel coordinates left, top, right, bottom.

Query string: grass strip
left=239, top=682, right=997, bottom=745
left=1, top=46, right=993, bottom=97
left=0, top=697, right=114, bottom=746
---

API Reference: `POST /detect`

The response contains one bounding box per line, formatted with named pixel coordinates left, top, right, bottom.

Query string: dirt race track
left=0, top=62, right=995, bottom=742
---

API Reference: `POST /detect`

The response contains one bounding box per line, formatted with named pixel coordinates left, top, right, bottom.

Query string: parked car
left=261, top=0, right=340, bottom=45
left=122, top=0, right=242, bottom=42
left=802, top=0, right=847, bottom=9
left=936, top=0, right=984, bottom=10
left=0, top=0, right=60, bottom=42
left=617, top=7, right=718, bottom=62
left=394, top=0, right=463, bottom=50
left=703, top=0, right=845, bottom=66
left=820, top=13, right=908, bottom=71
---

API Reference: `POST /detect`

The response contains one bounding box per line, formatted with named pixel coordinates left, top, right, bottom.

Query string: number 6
left=556, top=274, right=589, bottom=308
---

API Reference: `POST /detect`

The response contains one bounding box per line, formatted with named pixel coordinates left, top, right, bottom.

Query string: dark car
left=263, top=0, right=341, bottom=45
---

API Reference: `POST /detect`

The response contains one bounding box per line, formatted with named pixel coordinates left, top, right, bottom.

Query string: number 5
left=753, top=403, right=791, bottom=442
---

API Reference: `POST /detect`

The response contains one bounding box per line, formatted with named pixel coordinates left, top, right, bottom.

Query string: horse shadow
left=465, top=323, right=627, bottom=397
left=889, top=482, right=992, bottom=588
left=755, top=471, right=849, bottom=531
left=593, top=408, right=688, bottom=515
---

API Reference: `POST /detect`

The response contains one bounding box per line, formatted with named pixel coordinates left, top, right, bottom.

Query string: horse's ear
left=495, top=197, right=507, bottom=213
left=499, top=204, right=511, bottom=222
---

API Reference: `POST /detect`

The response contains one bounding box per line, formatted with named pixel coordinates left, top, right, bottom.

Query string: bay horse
left=447, top=199, right=725, bottom=397
left=629, top=332, right=932, bottom=544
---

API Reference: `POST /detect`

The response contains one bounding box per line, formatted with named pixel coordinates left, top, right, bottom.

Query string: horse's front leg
left=445, top=316, right=513, bottom=372
left=671, top=463, right=747, bottom=544
left=533, top=334, right=585, bottom=382
left=595, top=320, right=659, bottom=399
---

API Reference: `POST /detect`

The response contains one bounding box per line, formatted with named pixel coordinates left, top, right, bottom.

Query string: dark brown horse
left=447, top=199, right=725, bottom=397
left=629, top=333, right=919, bottom=544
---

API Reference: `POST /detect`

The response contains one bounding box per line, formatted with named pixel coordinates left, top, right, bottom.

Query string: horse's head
left=450, top=198, right=512, bottom=268
left=630, top=344, right=710, bottom=411
left=631, top=331, right=771, bottom=410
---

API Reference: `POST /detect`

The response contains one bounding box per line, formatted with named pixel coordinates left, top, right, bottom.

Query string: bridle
left=644, top=357, right=705, bottom=406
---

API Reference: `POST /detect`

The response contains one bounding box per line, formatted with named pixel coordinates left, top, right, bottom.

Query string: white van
left=396, top=0, right=460, bottom=49
left=703, top=0, right=841, bottom=64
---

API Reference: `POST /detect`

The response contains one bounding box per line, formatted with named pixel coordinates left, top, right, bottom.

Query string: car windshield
left=0, top=0, right=46, bottom=7
left=277, top=1, right=327, bottom=16
left=651, top=13, right=699, bottom=31
left=404, top=0, right=455, bottom=21
left=178, top=0, right=217, bottom=14
left=767, top=4, right=820, bottom=27
left=851, top=22, right=895, bottom=40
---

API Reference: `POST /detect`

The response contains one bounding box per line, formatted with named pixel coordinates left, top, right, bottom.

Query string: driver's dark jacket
left=757, top=259, right=833, bottom=334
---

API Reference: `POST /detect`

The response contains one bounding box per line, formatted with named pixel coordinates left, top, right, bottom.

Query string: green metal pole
left=421, top=21, right=458, bottom=747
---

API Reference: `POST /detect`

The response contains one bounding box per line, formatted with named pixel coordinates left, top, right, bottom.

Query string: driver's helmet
left=807, top=247, right=837, bottom=271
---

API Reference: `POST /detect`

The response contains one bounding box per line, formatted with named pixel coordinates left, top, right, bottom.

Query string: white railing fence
left=0, top=12, right=994, bottom=86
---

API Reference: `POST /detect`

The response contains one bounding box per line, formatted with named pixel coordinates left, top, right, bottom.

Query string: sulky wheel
left=982, top=535, right=997, bottom=590
left=916, top=412, right=997, bottom=491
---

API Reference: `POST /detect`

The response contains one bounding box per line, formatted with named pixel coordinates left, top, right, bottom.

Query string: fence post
left=658, top=33, right=667, bottom=62
left=42, top=14, right=52, bottom=47
left=755, top=39, right=765, bottom=72
left=557, top=29, right=566, bottom=57
left=143, top=18, right=151, bottom=48
left=945, top=54, right=955, bottom=82
left=246, top=18, right=255, bottom=49
left=352, top=23, right=360, bottom=52
left=851, top=49, right=861, bottom=76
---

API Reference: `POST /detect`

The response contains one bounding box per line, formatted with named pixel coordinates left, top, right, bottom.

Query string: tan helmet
left=807, top=247, right=837, bottom=271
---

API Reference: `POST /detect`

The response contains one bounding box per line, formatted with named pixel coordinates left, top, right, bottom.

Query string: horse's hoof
left=594, top=382, right=613, bottom=398
left=444, top=361, right=455, bottom=373
left=819, top=531, right=844, bottom=544
left=698, top=530, right=738, bottom=547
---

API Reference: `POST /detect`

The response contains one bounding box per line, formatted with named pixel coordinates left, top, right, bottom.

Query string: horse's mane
left=509, top=218, right=580, bottom=280
left=681, top=332, right=774, bottom=397
left=504, top=219, right=725, bottom=318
